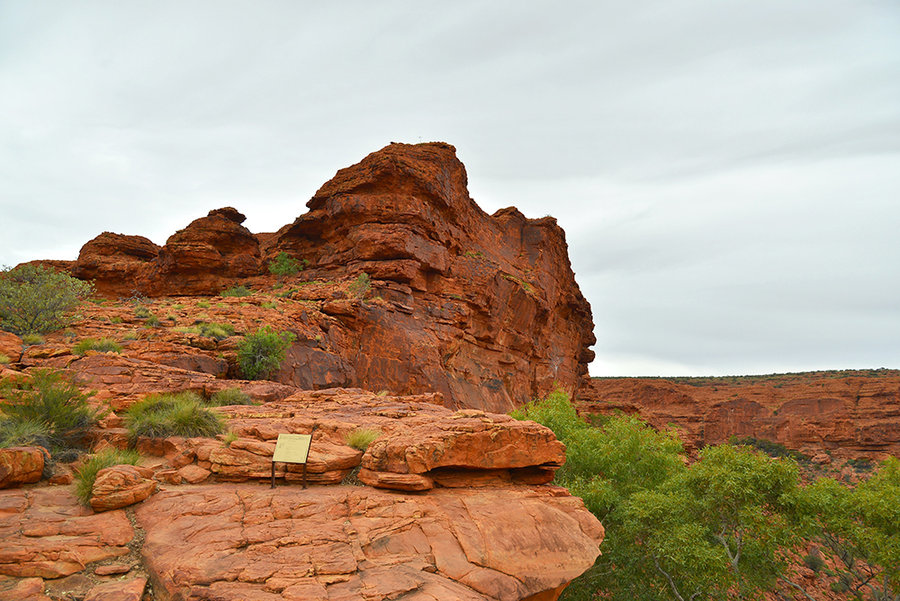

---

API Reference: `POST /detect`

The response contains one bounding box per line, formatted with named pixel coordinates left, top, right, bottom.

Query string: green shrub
left=174, top=322, right=235, bottom=340
left=22, top=333, right=44, bottom=345
left=74, top=448, right=141, bottom=505
left=0, top=264, right=94, bottom=335
left=346, top=428, right=381, bottom=451
left=268, top=252, right=304, bottom=278
left=125, top=391, right=225, bottom=441
left=197, top=300, right=211, bottom=309
left=145, top=315, right=161, bottom=327
left=222, top=431, right=238, bottom=447
left=237, top=327, right=296, bottom=380
left=0, top=353, right=9, bottom=365
left=348, top=272, right=371, bottom=299
left=260, top=301, right=278, bottom=310
left=0, top=418, right=51, bottom=449
left=208, top=387, right=253, bottom=406
left=802, top=552, right=825, bottom=572
left=220, top=285, right=252, bottom=297
left=72, top=337, right=122, bottom=356
left=133, top=306, right=152, bottom=319
left=0, top=369, right=104, bottom=456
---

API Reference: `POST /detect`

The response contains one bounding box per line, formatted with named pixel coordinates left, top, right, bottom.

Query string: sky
left=1, top=1, right=898, bottom=377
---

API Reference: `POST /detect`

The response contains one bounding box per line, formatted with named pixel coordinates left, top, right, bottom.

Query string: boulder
left=0, top=448, right=44, bottom=489
left=89, top=465, right=157, bottom=512
left=135, top=484, right=604, bottom=601
left=83, top=577, right=146, bottom=601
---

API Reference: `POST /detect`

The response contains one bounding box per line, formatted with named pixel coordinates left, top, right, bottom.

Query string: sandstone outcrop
left=0, top=332, right=22, bottom=365
left=579, top=371, right=900, bottom=459
left=0, top=488, right=133, bottom=578
left=136, top=484, right=604, bottom=601
left=0, top=447, right=44, bottom=488
left=89, top=464, right=157, bottom=512
left=52, top=142, right=595, bottom=411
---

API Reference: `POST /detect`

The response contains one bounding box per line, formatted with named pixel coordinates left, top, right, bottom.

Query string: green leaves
left=0, top=264, right=93, bottom=335
left=236, top=326, right=296, bottom=380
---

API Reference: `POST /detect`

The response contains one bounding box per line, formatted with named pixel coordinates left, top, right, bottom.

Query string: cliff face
left=64, top=142, right=595, bottom=413
left=579, top=371, right=900, bottom=460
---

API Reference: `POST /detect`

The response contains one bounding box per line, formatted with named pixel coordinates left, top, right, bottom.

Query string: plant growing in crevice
left=237, top=327, right=296, bottom=380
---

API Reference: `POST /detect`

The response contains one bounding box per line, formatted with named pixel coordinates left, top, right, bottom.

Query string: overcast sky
left=1, top=1, right=898, bottom=376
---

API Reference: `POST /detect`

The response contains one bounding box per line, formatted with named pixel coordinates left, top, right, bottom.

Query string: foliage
left=799, top=458, right=900, bottom=600
left=220, top=285, right=252, bottom=297
left=348, top=272, right=371, bottom=299
left=237, top=326, right=296, bottom=380
left=729, top=436, right=809, bottom=463
left=0, top=264, right=94, bottom=335
left=21, top=333, right=44, bottom=345
left=125, top=391, right=225, bottom=441
left=268, top=252, right=305, bottom=277
left=133, top=305, right=152, bottom=319
left=0, top=369, right=104, bottom=457
left=513, top=391, right=815, bottom=601
left=175, top=322, right=235, bottom=340
left=0, top=418, right=51, bottom=449
left=72, top=337, right=122, bottom=355
left=346, top=427, right=381, bottom=451
left=207, top=387, right=253, bottom=406
left=197, top=300, right=211, bottom=309
left=0, top=353, right=9, bottom=365
left=222, top=431, right=238, bottom=447
left=74, top=448, right=141, bottom=505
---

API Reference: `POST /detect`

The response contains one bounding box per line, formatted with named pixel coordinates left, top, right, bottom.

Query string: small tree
left=237, top=326, right=296, bottom=380
left=268, top=252, right=304, bottom=278
left=0, top=264, right=93, bottom=335
left=348, top=272, right=371, bottom=299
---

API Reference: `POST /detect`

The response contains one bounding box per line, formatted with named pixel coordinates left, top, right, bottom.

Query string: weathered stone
left=0, top=488, right=133, bottom=578
left=89, top=465, right=157, bottom=512
left=0, top=576, right=50, bottom=601
left=135, top=485, right=603, bottom=601
left=84, top=577, right=146, bottom=601
left=0, top=332, right=22, bottom=365
left=0, top=447, right=44, bottom=489
left=93, top=563, right=132, bottom=575
left=177, top=464, right=210, bottom=484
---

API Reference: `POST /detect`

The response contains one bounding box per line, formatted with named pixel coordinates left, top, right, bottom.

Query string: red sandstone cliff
left=63, top=142, right=595, bottom=413
left=578, top=371, right=900, bottom=460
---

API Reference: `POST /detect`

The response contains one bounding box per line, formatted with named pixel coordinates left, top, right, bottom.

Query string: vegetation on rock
left=0, top=369, right=104, bottom=459
left=220, top=284, right=252, bottom=297
left=0, top=264, right=93, bottom=335
left=268, top=251, right=305, bottom=277
left=74, top=447, right=141, bottom=505
left=514, top=390, right=900, bottom=601
left=237, top=326, right=296, bottom=380
left=346, top=427, right=380, bottom=451
left=207, top=387, right=253, bottom=406
left=125, top=391, right=225, bottom=441
left=72, top=337, right=123, bottom=355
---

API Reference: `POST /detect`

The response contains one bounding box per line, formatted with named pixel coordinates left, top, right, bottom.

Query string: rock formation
left=579, top=371, right=900, bottom=460
left=54, top=142, right=596, bottom=412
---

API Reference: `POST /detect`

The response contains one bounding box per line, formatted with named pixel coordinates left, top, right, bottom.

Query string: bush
left=0, top=369, right=104, bottom=456
left=221, top=285, right=252, bottom=297
left=268, top=252, right=304, bottom=278
left=346, top=428, right=380, bottom=451
left=348, top=272, right=371, bottom=299
left=0, top=353, right=9, bottom=365
left=72, top=337, right=123, bottom=356
left=125, top=391, right=225, bottom=441
left=175, top=322, right=235, bottom=340
left=133, top=306, right=152, bottom=319
left=207, top=387, right=253, bottom=406
left=0, top=418, right=51, bottom=449
left=237, top=327, right=296, bottom=380
left=74, top=448, right=141, bottom=505
left=0, top=264, right=94, bottom=335
left=21, top=334, right=44, bottom=346
left=803, top=552, right=825, bottom=572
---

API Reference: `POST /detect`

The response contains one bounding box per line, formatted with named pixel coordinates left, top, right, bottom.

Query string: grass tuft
left=72, top=337, right=123, bottom=356
left=346, top=427, right=381, bottom=451
left=207, top=387, right=253, bottom=406
left=125, top=391, right=225, bottom=441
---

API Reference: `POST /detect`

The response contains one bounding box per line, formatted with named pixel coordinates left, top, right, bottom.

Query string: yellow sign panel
left=272, top=434, right=312, bottom=464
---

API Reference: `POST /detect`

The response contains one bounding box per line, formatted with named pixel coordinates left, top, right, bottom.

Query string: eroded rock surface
left=49, top=142, right=595, bottom=411
left=0, top=447, right=44, bottom=488
left=580, top=371, right=900, bottom=459
left=136, top=484, right=604, bottom=601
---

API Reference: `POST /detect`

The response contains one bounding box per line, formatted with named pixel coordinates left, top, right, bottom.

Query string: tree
left=237, top=326, right=296, bottom=380
left=0, top=264, right=93, bottom=335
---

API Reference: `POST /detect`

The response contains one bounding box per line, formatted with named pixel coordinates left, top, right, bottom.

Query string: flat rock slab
left=0, top=488, right=133, bottom=579
left=136, top=484, right=604, bottom=601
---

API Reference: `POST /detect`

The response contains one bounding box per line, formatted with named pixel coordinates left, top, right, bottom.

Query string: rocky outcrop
left=0, top=488, right=133, bottom=578
left=49, top=142, right=595, bottom=411
left=579, top=371, right=900, bottom=459
left=0, top=448, right=44, bottom=488
left=0, top=332, right=22, bottom=365
left=89, top=464, right=157, bottom=512
left=136, top=484, right=604, bottom=601
left=71, top=233, right=159, bottom=297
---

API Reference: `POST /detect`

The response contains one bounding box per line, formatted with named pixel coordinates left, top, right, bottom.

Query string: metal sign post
left=271, top=434, right=312, bottom=489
